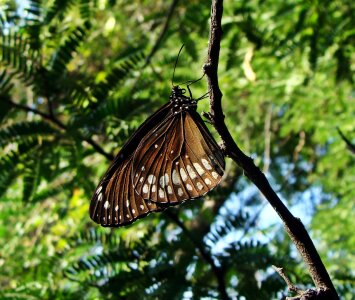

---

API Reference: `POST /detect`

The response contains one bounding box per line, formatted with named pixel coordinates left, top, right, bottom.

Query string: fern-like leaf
left=0, top=138, right=39, bottom=197
left=25, top=0, right=43, bottom=21
left=205, top=211, right=249, bottom=246
left=22, top=153, right=41, bottom=202
left=0, top=120, right=57, bottom=148
left=49, top=23, right=89, bottom=75
left=0, top=69, right=14, bottom=95
left=45, top=0, right=75, bottom=24
left=0, top=31, right=39, bottom=85
left=92, top=51, right=145, bottom=102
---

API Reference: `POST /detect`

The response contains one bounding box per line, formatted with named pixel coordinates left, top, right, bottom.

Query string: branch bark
left=204, top=0, right=338, bottom=298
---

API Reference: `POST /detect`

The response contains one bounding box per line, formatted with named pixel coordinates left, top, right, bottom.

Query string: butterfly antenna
left=196, top=90, right=210, bottom=101
left=178, top=72, right=205, bottom=87
left=172, top=44, right=185, bottom=87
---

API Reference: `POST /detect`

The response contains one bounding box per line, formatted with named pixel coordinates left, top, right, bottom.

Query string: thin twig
left=272, top=265, right=304, bottom=295
left=143, top=0, right=180, bottom=69
left=263, top=104, right=272, bottom=173
left=131, top=0, right=180, bottom=94
left=203, top=0, right=338, bottom=298
left=337, top=127, right=355, bottom=154
left=4, top=98, right=114, bottom=160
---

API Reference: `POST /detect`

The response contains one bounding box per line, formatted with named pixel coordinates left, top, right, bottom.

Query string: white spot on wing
left=167, top=186, right=173, bottom=194
left=212, top=172, right=219, bottom=179
left=186, top=165, right=197, bottom=179
left=159, top=176, right=165, bottom=188
left=202, top=158, right=212, bottom=170
left=186, top=184, right=192, bottom=191
left=147, top=174, right=156, bottom=184
left=159, top=188, right=165, bottom=198
left=104, top=201, right=110, bottom=209
left=196, top=182, right=203, bottom=190
left=152, top=185, right=156, bottom=192
left=115, top=205, right=119, bottom=211
left=160, top=173, right=169, bottom=188
left=132, top=209, right=135, bottom=214
left=141, top=166, right=145, bottom=171
left=126, top=200, right=129, bottom=207
left=193, top=163, right=205, bottom=175
left=143, top=184, right=148, bottom=194
left=178, top=188, right=183, bottom=196
left=96, top=186, right=102, bottom=194
left=180, top=168, right=187, bottom=181
left=98, top=193, right=103, bottom=201
left=140, top=204, right=144, bottom=210
left=172, top=170, right=181, bottom=185
left=204, top=178, right=212, bottom=185
left=139, top=177, right=144, bottom=183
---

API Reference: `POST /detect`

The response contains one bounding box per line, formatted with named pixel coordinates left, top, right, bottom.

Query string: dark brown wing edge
left=90, top=102, right=173, bottom=226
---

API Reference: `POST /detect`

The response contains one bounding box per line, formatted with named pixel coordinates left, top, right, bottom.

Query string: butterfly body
left=90, top=85, right=225, bottom=227
left=170, top=86, right=197, bottom=114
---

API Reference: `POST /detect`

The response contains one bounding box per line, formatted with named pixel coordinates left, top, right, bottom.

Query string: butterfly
left=90, top=83, right=225, bottom=227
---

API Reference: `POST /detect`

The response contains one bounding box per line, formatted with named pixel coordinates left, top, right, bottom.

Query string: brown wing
left=132, top=111, right=225, bottom=204
left=90, top=155, right=165, bottom=227
left=90, top=103, right=172, bottom=227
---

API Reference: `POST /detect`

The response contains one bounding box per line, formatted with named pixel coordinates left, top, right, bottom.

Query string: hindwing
left=132, top=111, right=225, bottom=204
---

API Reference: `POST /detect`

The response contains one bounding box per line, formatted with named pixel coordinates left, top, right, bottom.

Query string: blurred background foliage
left=0, top=0, right=354, bottom=299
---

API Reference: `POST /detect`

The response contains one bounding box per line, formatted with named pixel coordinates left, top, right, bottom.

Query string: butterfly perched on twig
left=90, top=48, right=225, bottom=227
left=90, top=83, right=225, bottom=227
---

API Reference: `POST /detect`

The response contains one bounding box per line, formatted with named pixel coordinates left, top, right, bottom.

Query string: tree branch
left=203, top=0, right=338, bottom=298
left=3, top=98, right=114, bottom=161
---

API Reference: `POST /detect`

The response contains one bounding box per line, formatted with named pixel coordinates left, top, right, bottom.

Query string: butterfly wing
left=90, top=103, right=172, bottom=226
left=132, top=110, right=225, bottom=204
left=90, top=156, right=166, bottom=226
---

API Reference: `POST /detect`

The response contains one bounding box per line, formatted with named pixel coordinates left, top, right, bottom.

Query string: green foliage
left=0, top=0, right=353, bottom=299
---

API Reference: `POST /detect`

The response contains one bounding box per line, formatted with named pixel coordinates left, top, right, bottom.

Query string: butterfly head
left=170, top=85, right=197, bottom=115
